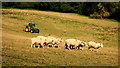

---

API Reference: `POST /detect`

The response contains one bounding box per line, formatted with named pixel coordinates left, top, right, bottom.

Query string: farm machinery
left=23, top=23, right=39, bottom=33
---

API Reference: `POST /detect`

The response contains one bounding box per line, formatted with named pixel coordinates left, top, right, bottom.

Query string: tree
left=60, top=2, right=72, bottom=12
left=2, top=2, right=120, bottom=21
left=90, top=3, right=110, bottom=19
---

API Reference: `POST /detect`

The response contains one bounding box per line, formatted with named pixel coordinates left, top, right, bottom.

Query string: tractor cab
left=28, top=23, right=35, bottom=28
left=24, top=23, right=39, bottom=33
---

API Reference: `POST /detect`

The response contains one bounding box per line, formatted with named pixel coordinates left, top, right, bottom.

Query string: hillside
left=2, top=9, right=119, bottom=66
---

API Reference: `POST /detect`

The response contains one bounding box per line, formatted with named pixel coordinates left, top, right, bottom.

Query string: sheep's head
left=81, top=43, right=85, bottom=46
left=83, top=42, right=88, bottom=46
left=81, top=42, right=88, bottom=47
left=79, top=42, right=86, bottom=47
left=52, top=40, right=56, bottom=45
left=58, top=38, right=64, bottom=43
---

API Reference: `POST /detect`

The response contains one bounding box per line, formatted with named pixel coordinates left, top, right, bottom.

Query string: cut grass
left=2, top=9, right=119, bottom=66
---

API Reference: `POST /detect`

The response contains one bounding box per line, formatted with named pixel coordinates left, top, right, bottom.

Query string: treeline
left=2, top=2, right=120, bottom=21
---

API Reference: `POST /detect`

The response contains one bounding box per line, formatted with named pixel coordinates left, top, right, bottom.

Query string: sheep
left=65, top=39, right=87, bottom=50
left=36, top=36, right=48, bottom=46
left=46, top=36, right=63, bottom=48
left=36, top=36, right=61, bottom=48
left=87, top=41, right=103, bottom=52
left=31, top=37, right=46, bottom=48
left=37, top=36, right=58, bottom=47
left=45, top=37, right=55, bottom=47
left=65, top=39, right=77, bottom=49
left=50, top=37, right=62, bottom=44
left=52, top=38, right=64, bottom=48
left=77, top=41, right=88, bottom=50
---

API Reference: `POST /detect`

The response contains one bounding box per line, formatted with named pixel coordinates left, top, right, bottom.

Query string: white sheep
left=77, top=41, right=88, bottom=50
left=45, top=37, right=55, bottom=47
left=65, top=39, right=87, bottom=50
left=37, top=36, right=48, bottom=46
left=52, top=38, right=64, bottom=48
left=87, top=41, right=103, bottom=52
left=36, top=36, right=61, bottom=48
left=31, top=37, right=46, bottom=48
left=46, top=36, right=63, bottom=48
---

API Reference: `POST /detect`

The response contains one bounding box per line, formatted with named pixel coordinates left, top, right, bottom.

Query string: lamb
left=87, top=41, right=103, bottom=52
left=31, top=37, right=47, bottom=48
left=65, top=39, right=87, bottom=50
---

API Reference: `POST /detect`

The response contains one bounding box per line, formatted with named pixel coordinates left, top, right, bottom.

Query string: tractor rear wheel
left=25, top=28, right=29, bottom=32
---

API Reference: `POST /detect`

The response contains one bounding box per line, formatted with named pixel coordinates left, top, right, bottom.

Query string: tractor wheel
left=30, top=30, right=34, bottom=33
left=37, top=29, right=39, bottom=33
left=25, top=28, right=29, bottom=32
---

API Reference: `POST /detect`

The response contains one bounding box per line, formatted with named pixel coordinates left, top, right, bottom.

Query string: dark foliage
left=2, top=2, right=120, bottom=21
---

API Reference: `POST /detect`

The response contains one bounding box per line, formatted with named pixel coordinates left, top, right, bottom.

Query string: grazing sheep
left=77, top=41, right=88, bottom=50
left=37, top=36, right=48, bottom=46
left=36, top=36, right=62, bottom=48
left=52, top=38, right=64, bottom=48
left=88, top=41, right=103, bottom=52
left=45, top=37, right=55, bottom=47
left=65, top=39, right=87, bottom=50
left=31, top=37, right=46, bottom=48
left=46, top=36, right=63, bottom=48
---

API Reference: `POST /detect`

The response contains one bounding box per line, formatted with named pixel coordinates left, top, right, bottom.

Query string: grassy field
left=2, top=9, right=119, bottom=66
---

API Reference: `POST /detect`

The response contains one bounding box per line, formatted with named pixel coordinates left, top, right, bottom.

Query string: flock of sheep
left=31, top=36, right=104, bottom=52
left=31, top=36, right=63, bottom=48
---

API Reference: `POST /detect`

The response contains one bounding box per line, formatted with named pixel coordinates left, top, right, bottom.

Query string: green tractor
left=24, top=23, right=39, bottom=33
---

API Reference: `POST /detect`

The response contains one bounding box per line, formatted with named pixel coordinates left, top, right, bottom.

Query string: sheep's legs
left=65, top=44, right=68, bottom=49
left=88, top=47, right=93, bottom=51
left=41, top=45, right=44, bottom=48
left=31, top=43, right=35, bottom=48
left=76, top=46, right=80, bottom=49
left=80, top=47, right=83, bottom=50
left=54, top=44, right=58, bottom=48
left=69, top=45, right=73, bottom=49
